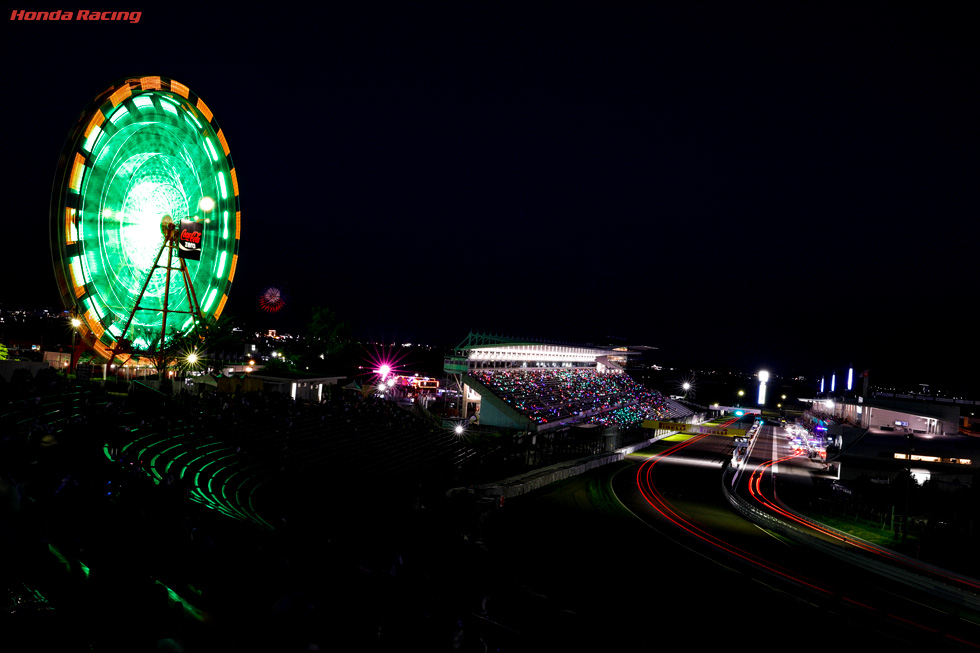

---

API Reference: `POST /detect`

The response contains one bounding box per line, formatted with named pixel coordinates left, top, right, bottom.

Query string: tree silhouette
left=306, top=306, right=352, bottom=360
left=141, top=328, right=191, bottom=381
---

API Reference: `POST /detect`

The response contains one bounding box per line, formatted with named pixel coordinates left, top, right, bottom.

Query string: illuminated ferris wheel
left=50, top=76, right=241, bottom=363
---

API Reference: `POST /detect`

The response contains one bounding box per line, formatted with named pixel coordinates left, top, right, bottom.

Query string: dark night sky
left=3, top=2, right=978, bottom=392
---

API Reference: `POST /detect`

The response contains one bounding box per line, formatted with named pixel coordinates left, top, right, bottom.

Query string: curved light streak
left=635, top=431, right=832, bottom=595
left=744, top=439, right=980, bottom=594
left=631, top=417, right=972, bottom=642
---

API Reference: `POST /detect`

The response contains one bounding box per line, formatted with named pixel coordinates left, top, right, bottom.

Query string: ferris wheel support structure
left=113, top=220, right=207, bottom=364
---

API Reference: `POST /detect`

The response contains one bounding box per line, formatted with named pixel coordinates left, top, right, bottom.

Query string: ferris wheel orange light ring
left=215, top=293, right=229, bottom=320
left=217, top=129, right=230, bottom=156
left=108, top=85, right=131, bottom=107
left=64, top=208, right=76, bottom=245
left=196, top=98, right=213, bottom=122
left=83, top=111, right=104, bottom=138
left=69, top=153, right=86, bottom=191
left=170, top=80, right=189, bottom=98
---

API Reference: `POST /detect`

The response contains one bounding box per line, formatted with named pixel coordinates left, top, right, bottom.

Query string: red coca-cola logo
left=180, top=229, right=202, bottom=244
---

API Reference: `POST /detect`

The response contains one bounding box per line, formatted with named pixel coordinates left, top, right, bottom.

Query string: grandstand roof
left=453, top=331, right=635, bottom=356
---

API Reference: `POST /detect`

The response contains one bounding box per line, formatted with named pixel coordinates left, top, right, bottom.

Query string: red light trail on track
left=632, top=420, right=980, bottom=648
left=744, top=428, right=980, bottom=595
left=635, top=431, right=831, bottom=595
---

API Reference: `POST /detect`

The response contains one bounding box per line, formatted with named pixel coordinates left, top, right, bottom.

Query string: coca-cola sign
left=178, top=219, right=205, bottom=260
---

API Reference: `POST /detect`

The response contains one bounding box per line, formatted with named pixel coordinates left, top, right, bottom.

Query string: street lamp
left=737, top=390, right=744, bottom=406
left=69, top=316, right=81, bottom=374
left=179, top=350, right=200, bottom=395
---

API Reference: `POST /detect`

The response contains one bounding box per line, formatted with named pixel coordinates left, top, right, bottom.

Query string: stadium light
left=69, top=315, right=81, bottom=374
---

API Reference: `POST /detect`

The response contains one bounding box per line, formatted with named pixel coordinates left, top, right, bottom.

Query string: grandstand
left=444, top=332, right=692, bottom=433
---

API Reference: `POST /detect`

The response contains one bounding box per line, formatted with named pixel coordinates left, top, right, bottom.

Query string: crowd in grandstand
left=470, top=367, right=681, bottom=426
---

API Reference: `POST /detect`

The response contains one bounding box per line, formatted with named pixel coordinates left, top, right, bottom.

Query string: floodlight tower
left=758, top=370, right=769, bottom=406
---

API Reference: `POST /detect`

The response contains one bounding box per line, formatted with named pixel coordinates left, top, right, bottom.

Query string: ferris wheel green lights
left=50, top=76, right=241, bottom=362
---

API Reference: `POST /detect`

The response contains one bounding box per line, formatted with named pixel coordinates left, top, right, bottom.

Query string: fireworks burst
left=259, top=286, right=286, bottom=313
